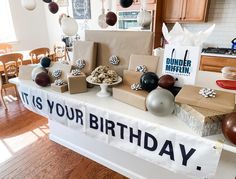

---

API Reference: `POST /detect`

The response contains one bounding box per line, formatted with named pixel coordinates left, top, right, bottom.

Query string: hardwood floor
left=0, top=89, right=127, bottom=179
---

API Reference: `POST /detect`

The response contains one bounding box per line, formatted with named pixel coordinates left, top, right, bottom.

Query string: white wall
left=9, top=0, right=49, bottom=51
left=171, top=0, right=236, bottom=48
left=44, top=0, right=117, bottom=49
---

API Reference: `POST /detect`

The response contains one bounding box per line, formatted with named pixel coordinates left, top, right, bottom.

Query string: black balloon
left=48, top=2, right=59, bottom=14
left=120, top=0, right=133, bottom=8
left=35, top=72, right=51, bottom=87
left=140, top=72, right=159, bottom=92
left=106, top=11, right=117, bottom=26
left=43, top=0, right=52, bottom=3
left=40, top=57, right=51, bottom=68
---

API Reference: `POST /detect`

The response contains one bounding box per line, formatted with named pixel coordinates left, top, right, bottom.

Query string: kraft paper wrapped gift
left=175, top=85, right=235, bottom=113
left=113, top=70, right=148, bottom=111
left=175, top=104, right=228, bottom=136
left=122, top=70, right=143, bottom=85
left=51, top=83, right=68, bottom=93
left=85, top=30, right=153, bottom=76
left=128, top=54, right=159, bottom=73
left=67, top=73, right=87, bottom=94
left=73, top=40, right=97, bottom=76
left=48, top=62, right=72, bottom=83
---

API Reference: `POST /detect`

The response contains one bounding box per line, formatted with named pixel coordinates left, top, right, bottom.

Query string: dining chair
left=0, top=43, right=13, bottom=54
left=0, top=53, right=23, bottom=110
left=53, top=41, right=67, bottom=62
left=29, top=47, right=50, bottom=64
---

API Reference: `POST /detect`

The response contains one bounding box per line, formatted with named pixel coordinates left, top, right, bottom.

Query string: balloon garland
left=21, top=0, right=59, bottom=14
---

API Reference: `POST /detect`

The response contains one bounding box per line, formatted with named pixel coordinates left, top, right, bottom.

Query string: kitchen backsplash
left=167, top=0, right=236, bottom=48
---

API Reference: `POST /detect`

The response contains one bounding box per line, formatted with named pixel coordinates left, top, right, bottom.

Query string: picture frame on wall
left=72, top=0, right=91, bottom=19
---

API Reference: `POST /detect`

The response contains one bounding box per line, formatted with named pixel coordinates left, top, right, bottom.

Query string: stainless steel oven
left=117, top=10, right=153, bottom=31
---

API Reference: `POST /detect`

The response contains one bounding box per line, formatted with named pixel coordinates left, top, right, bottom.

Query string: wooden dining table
left=0, top=50, right=55, bottom=72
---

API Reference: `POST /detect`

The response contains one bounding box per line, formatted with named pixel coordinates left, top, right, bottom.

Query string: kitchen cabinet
left=200, top=55, right=236, bottom=73
left=163, top=0, right=209, bottom=23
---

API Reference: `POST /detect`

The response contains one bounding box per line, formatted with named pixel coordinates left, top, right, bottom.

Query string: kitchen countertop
left=201, top=52, right=236, bottom=58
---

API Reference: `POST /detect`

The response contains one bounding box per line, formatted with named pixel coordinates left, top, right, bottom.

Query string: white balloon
left=137, top=10, right=152, bottom=28
left=146, top=88, right=175, bottom=116
left=61, top=16, right=78, bottom=36
left=21, top=0, right=36, bottom=11
left=98, top=14, right=108, bottom=29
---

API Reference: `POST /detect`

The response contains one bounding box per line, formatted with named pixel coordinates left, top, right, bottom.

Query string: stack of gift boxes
left=175, top=85, right=235, bottom=137
left=49, top=41, right=97, bottom=94
left=113, top=54, right=159, bottom=111
left=19, top=38, right=236, bottom=140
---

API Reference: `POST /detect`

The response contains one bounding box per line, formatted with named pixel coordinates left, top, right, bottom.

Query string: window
left=0, top=0, right=16, bottom=42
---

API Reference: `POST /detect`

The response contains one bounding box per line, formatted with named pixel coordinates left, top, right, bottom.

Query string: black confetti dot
left=196, top=166, right=202, bottom=171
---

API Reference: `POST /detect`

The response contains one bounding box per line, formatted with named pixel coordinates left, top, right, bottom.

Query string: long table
left=9, top=70, right=236, bottom=179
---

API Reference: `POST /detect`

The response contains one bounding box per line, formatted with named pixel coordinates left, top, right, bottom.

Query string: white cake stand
left=86, top=76, right=122, bottom=97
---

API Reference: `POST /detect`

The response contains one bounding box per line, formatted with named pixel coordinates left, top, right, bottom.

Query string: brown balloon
left=222, top=112, right=236, bottom=145
left=106, top=11, right=117, bottom=26
left=48, top=2, right=59, bottom=14
left=35, top=72, right=51, bottom=87
left=158, top=74, right=176, bottom=89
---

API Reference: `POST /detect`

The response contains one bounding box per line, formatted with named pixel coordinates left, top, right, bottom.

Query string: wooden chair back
left=0, top=53, right=23, bottom=84
left=54, top=41, right=66, bottom=62
left=29, top=47, right=50, bottom=64
left=0, top=43, right=13, bottom=54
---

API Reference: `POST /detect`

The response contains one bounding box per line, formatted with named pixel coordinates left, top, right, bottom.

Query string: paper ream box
left=51, top=83, right=68, bottom=93
left=73, top=41, right=97, bottom=76
left=123, top=70, right=143, bottom=86
left=85, top=30, right=153, bottom=76
left=113, top=85, right=148, bottom=111
left=113, top=69, right=148, bottom=110
left=48, top=62, right=72, bottom=83
left=128, top=54, right=159, bottom=73
left=175, top=85, right=235, bottom=113
left=175, top=104, right=228, bottom=136
left=67, top=73, right=87, bottom=94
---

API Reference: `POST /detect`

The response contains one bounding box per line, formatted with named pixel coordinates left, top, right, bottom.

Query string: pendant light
left=21, top=0, right=36, bottom=11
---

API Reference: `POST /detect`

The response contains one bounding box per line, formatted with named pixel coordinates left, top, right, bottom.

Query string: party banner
left=19, top=85, right=222, bottom=179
